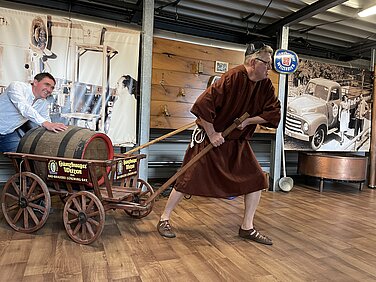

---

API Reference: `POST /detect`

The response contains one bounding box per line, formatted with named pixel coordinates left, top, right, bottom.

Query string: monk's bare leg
left=160, top=188, right=184, bottom=220
left=239, top=190, right=272, bottom=245
left=157, top=188, right=184, bottom=238
left=241, top=190, right=261, bottom=230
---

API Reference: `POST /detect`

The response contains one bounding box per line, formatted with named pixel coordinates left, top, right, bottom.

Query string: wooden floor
left=1, top=179, right=376, bottom=281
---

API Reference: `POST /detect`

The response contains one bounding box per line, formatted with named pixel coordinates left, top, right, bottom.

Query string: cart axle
left=78, top=212, right=87, bottom=224
left=19, top=197, right=28, bottom=208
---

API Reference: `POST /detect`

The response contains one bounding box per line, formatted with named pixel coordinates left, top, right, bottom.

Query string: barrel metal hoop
left=57, top=127, right=85, bottom=157
left=16, top=126, right=39, bottom=152
left=29, top=129, right=47, bottom=154
left=73, top=140, right=87, bottom=159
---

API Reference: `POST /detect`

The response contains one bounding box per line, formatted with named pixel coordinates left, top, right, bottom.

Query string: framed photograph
left=215, top=61, right=228, bottom=73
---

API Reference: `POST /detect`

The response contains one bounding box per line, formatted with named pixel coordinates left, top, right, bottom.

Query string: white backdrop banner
left=0, top=7, right=140, bottom=146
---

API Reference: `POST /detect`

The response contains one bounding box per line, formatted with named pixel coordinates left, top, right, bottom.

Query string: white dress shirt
left=0, top=81, right=51, bottom=134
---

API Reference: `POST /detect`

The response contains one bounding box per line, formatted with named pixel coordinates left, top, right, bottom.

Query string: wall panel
left=151, top=37, right=280, bottom=130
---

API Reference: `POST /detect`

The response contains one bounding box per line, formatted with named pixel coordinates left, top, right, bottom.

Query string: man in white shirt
left=0, top=72, right=68, bottom=152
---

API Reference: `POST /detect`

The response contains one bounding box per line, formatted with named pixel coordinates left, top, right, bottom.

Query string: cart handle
left=143, top=112, right=250, bottom=206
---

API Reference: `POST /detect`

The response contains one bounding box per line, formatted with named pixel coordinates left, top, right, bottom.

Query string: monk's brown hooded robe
left=175, top=65, right=281, bottom=198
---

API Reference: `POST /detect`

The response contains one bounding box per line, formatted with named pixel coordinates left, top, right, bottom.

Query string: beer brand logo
left=274, top=49, right=299, bottom=74
left=48, top=160, right=58, bottom=174
left=117, top=160, right=123, bottom=175
left=282, top=57, right=291, bottom=66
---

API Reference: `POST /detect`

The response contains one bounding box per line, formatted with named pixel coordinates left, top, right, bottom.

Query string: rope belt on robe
left=190, top=125, right=206, bottom=148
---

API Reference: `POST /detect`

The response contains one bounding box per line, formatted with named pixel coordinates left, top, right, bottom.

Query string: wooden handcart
left=1, top=152, right=154, bottom=244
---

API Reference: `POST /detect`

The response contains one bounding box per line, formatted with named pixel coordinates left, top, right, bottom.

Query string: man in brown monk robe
left=157, top=42, right=281, bottom=245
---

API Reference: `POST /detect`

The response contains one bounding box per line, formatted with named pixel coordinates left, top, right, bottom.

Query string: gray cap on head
left=245, top=41, right=266, bottom=57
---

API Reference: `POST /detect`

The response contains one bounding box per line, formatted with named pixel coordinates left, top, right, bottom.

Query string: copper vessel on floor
left=298, top=152, right=367, bottom=192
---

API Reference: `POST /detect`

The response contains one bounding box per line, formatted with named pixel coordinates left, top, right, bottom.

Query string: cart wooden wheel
left=125, top=179, right=155, bottom=219
left=63, top=191, right=105, bottom=244
left=1, top=172, right=51, bottom=233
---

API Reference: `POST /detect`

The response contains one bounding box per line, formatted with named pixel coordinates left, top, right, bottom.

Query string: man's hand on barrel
left=42, top=121, right=68, bottom=133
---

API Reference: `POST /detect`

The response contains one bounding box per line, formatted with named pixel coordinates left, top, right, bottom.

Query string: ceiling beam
left=1, top=0, right=142, bottom=24
left=155, top=0, right=181, bottom=12
left=261, top=0, right=348, bottom=36
left=242, top=12, right=255, bottom=22
left=154, top=13, right=249, bottom=43
left=345, top=39, right=376, bottom=53
left=130, top=0, right=143, bottom=22
left=4, top=0, right=141, bottom=11
left=78, top=0, right=141, bottom=10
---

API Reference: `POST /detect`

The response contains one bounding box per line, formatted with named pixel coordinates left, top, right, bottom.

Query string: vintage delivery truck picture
left=284, top=59, right=372, bottom=152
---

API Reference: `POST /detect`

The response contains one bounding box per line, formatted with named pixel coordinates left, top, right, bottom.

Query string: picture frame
left=215, top=61, right=228, bottom=73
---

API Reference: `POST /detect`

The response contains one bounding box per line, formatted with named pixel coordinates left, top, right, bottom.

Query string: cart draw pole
left=124, top=121, right=196, bottom=156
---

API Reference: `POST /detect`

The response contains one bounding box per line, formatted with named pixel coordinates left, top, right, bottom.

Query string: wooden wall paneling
left=151, top=101, right=195, bottom=118
left=152, top=65, right=279, bottom=100
left=150, top=116, right=197, bottom=129
left=151, top=37, right=280, bottom=130
left=153, top=38, right=280, bottom=92
left=152, top=69, right=210, bottom=89
left=151, top=85, right=203, bottom=104
left=269, top=71, right=280, bottom=92
left=153, top=53, right=196, bottom=74
left=153, top=38, right=244, bottom=65
left=153, top=53, right=241, bottom=77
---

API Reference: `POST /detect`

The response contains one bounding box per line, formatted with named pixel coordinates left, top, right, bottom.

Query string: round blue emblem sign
left=274, top=49, right=299, bottom=74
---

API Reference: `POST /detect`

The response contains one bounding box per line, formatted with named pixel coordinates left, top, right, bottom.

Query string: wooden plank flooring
left=1, top=179, right=376, bottom=281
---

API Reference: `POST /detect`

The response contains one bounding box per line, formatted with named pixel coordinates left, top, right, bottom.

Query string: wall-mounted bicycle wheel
left=63, top=191, right=105, bottom=244
left=1, top=172, right=51, bottom=233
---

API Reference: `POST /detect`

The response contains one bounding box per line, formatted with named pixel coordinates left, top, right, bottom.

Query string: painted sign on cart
left=116, top=158, right=138, bottom=179
left=47, top=159, right=89, bottom=183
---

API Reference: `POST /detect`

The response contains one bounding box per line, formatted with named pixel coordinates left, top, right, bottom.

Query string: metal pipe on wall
left=368, top=62, right=376, bottom=188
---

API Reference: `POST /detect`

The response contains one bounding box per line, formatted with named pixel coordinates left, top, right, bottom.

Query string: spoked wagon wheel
left=125, top=179, right=155, bottom=219
left=63, top=191, right=105, bottom=244
left=1, top=172, right=51, bottom=233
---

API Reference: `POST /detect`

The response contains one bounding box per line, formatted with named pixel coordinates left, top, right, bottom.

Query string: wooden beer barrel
left=17, top=126, right=114, bottom=186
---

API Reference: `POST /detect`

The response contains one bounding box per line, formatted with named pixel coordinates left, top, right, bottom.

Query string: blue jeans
left=0, top=131, right=21, bottom=152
